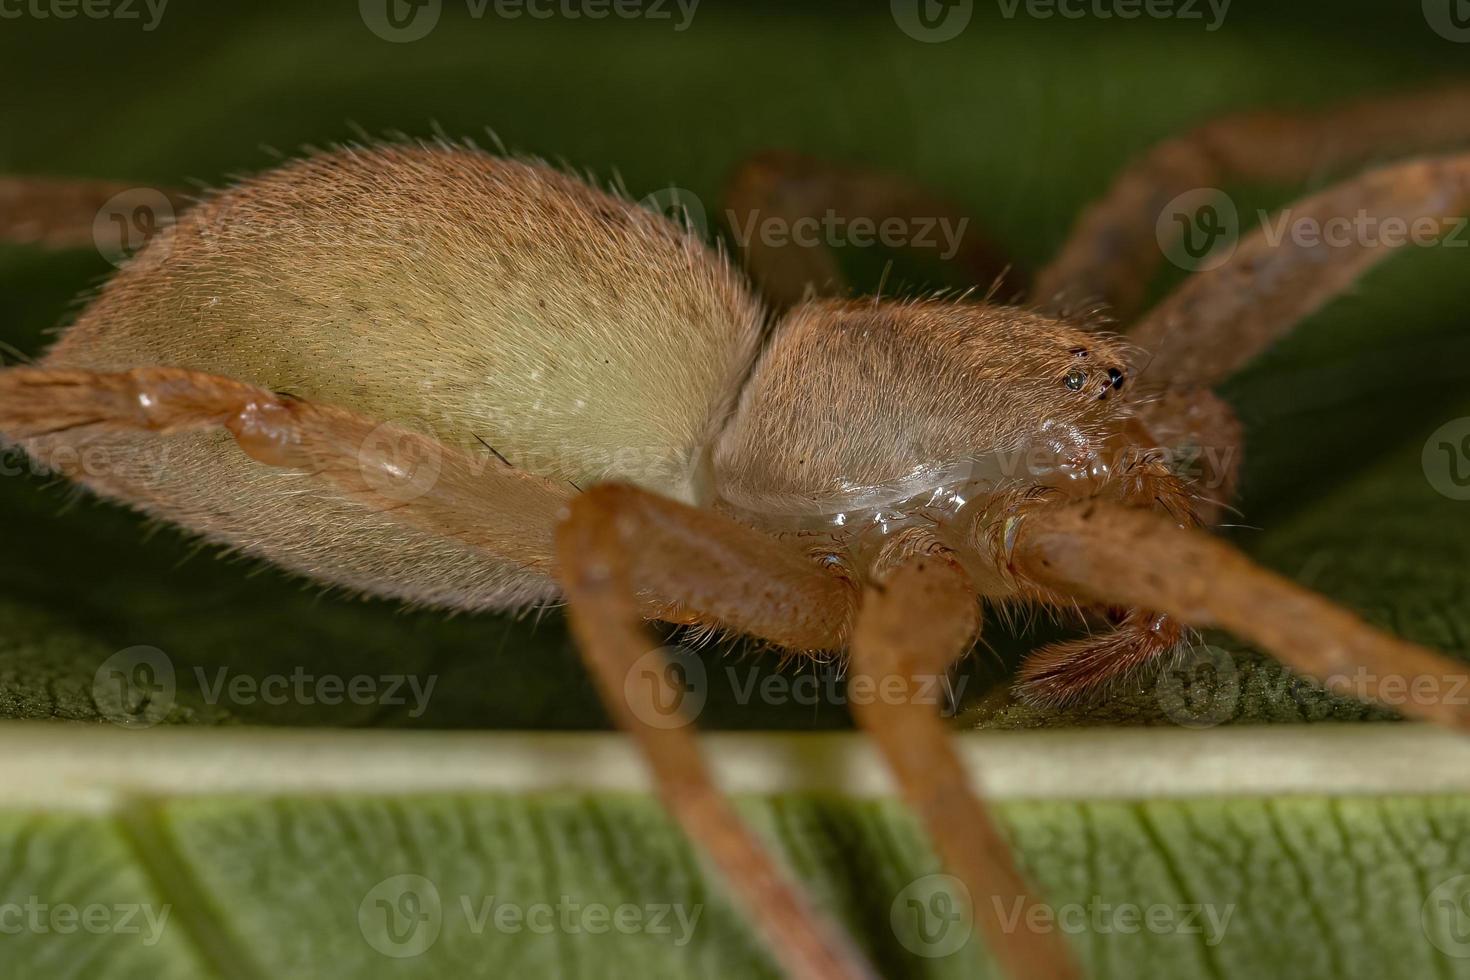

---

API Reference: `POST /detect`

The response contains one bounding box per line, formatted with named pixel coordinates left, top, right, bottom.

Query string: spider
left=2, top=84, right=1470, bottom=980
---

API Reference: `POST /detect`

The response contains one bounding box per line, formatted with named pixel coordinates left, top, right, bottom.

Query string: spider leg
left=556, top=484, right=872, bottom=980
left=977, top=466, right=1201, bottom=706
left=1034, top=84, right=1470, bottom=320
left=1013, top=607, right=1187, bottom=707
left=1124, top=385, right=1243, bottom=517
left=0, top=366, right=572, bottom=569
left=2, top=373, right=875, bottom=974
left=1019, top=147, right=1469, bottom=699
left=0, top=366, right=856, bottom=638
left=0, top=176, right=190, bottom=249
left=724, top=149, right=1019, bottom=310
left=848, top=540, right=1081, bottom=980
left=562, top=483, right=853, bottom=649
left=1128, top=152, right=1470, bottom=389
left=1010, top=500, right=1470, bottom=731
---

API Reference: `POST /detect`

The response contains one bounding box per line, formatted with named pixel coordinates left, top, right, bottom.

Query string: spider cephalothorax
left=3, top=84, right=1470, bottom=980
left=710, top=295, right=1209, bottom=701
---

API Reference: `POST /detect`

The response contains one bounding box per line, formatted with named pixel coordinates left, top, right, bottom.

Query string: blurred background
left=1, top=0, right=1468, bottom=732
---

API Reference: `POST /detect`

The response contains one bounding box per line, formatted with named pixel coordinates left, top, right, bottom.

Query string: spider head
left=712, top=299, right=1142, bottom=525
left=1061, top=345, right=1129, bottom=403
left=964, top=309, right=1137, bottom=447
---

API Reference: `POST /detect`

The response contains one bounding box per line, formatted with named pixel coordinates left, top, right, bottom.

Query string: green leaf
left=4, top=726, right=1470, bottom=979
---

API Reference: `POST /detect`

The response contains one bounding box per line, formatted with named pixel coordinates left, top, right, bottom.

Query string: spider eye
left=1064, top=368, right=1087, bottom=391
left=1108, top=367, right=1125, bottom=390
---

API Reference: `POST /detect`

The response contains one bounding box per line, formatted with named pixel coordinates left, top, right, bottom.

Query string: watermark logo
left=358, top=423, right=445, bottom=503
left=624, top=646, right=969, bottom=727
left=640, top=186, right=710, bottom=240
left=92, top=645, right=176, bottom=729
left=92, top=647, right=440, bottom=725
left=1424, top=0, right=1470, bottom=42
left=359, top=875, right=444, bottom=958
left=1159, top=189, right=1470, bottom=273
left=892, top=874, right=974, bottom=958
left=1423, top=874, right=1470, bottom=957
left=891, top=0, right=974, bottom=43
left=360, top=0, right=442, bottom=42
left=1424, top=418, right=1470, bottom=501
left=1156, top=187, right=1239, bottom=272
left=92, top=187, right=174, bottom=267
left=1156, top=644, right=1238, bottom=728
left=625, top=645, right=707, bottom=729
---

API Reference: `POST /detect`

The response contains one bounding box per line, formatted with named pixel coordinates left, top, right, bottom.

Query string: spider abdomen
left=35, top=146, right=764, bottom=609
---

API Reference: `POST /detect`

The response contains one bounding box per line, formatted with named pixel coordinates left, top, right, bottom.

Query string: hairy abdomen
left=39, top=146, right=764, bottom=609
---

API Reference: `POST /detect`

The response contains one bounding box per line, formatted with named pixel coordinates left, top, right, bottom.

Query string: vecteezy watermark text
left=891, top=0, right=1229, bottom=43
left=358, top=875, right=702, bottom=958
left=1157, top=188, right=1470, bottom=272
left=726, top=208, right=972, bottom=262
left=0, top=0, right=167, bottom=30
left=890, top=874, right=1234, bottom=959
left=361, top=0, right=699, bottom=43
left=1322, top=667, right=1470, bottom=709
left=0, top=898, right=172, bottom=946
left=992, top=895, right=1235, bottom=945
left=994, top=0, right=1229, bottom=30
left=623, top=646, right=968, bottom=729
left=195, top=667, right=438, bottom=718
left=92, top=646, right=439, bottom=728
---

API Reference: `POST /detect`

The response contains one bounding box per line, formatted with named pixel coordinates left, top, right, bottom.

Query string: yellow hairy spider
left=3, top=84, right=1470, bottom=980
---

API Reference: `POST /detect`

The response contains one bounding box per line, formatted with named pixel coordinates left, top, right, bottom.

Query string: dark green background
left=1, top=0, right=1468, bottom=730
